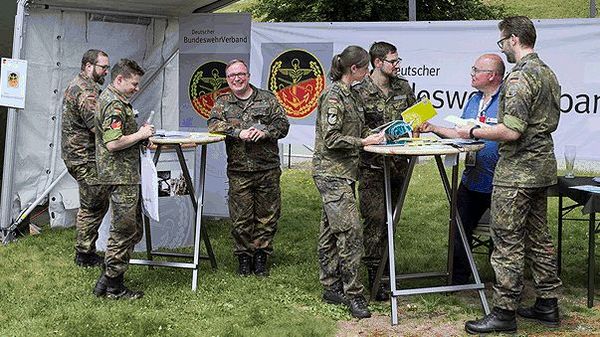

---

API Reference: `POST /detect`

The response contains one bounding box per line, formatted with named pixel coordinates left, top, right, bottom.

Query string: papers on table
left=569, top=185, right=600, bottom=194
left=401, top=98, right=437, bottom=128
left=443, top=115, right=489, bottom=128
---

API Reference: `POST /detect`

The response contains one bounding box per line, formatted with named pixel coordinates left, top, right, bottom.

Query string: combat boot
left=517, top=297, right=560, bottom=327
left=75, top=251, right=104, bottom=268
left=465, top=307, right=517, bottom=334
left=237, top=254, right=253, bottom=276
left=253, top=250, right=269, bottom=277
left=367, top=265, right=389, bottom=301
left=322, top=282, right=348, bottom=305
left=93, top=272, right=108, bottom=297
left=104, top=273, right=144, bottom=300
left=348, top=295, right=371, bottom=319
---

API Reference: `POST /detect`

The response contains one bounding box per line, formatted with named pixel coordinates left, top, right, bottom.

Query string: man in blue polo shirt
left=419, top=53, right=504, bottom=285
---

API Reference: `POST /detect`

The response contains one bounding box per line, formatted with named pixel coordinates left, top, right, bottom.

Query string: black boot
left=253, top=250, right=269, bottom=277
left=103, top=273, right=144, bottom=300
left=517, top=297, right=560, bottom=327
left=93, top=272, right=108, bottom=297
left=465, top=307, right=517, bottom=334
left=322, top=282, right=348, bottom=305
left=348, top=295, right=371, bottom=319
left=75, top=251, right=104, bottom=268
left=237, top=254, right=253, bottom=276
left=367, top=265, right=389, bottom=301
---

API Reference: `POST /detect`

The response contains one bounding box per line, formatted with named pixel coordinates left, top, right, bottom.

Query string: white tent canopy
left=0, top=0, right=239, bottom=243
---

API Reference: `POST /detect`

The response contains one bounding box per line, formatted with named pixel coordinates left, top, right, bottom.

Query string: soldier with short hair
left=460, top=16, right=563, bottom=334
left=313, top=45, right=385, bottom=319
left=61, top=49, right=111, bottom=268
left=92, top=59, right=154, bottom=299
left=354, top=41, right=416, bottom=301
left=208, top=59, right=290, bottom=277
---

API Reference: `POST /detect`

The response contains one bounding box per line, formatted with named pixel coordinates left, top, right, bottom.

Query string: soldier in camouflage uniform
left=313, top=46, right=385, bottom=319
left=92, top=59, right=154, bottom=300
left=461, top=17, right=562, bottom=334
left=207, top=59, right=289, bottom=277
left=354, top=42, right=416, bottom=301
left=61, top=49, right=111, bottom=268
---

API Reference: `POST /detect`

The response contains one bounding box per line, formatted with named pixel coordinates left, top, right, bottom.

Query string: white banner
left=250, top=19, right=600, bottom=161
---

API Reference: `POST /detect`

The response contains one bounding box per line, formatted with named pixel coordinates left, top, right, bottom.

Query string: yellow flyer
left=401, top=98, right=437, bottom=128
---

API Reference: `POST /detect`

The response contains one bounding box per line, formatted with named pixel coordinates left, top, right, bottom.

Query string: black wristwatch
left=469, top=125, right=481, bottom=140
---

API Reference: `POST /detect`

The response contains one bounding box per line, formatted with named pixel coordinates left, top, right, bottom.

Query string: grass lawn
left=1, top=160, right=599, bottom=336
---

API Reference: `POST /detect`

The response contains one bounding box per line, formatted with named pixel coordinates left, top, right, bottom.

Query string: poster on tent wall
left=179, top=13, right=251, bottom=128
left=178, top=13, right=251, bottom=218
left=0, top=58, right=27, bottom=109
left=250, top=19, right=600, bottom=161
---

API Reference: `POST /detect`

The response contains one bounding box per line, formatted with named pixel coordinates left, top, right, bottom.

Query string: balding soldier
left=208, top=59, right=290, bottom=277
left=460, top=16, right=562, bottom=334
left=61, top=49, right=111, bottom=268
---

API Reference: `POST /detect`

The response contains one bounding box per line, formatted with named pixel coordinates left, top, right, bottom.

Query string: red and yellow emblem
left=189, top=61, right=231, bottom=119
left=268, top=49, right=325, bottom=119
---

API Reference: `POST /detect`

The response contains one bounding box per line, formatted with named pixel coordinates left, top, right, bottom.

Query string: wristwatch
left=469, top=125, right=481, bottom=140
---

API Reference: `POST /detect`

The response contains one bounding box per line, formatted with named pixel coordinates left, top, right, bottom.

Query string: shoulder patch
left=109, top=115, right=123, bottom=130
left=327, top=107, right=338, bottom=125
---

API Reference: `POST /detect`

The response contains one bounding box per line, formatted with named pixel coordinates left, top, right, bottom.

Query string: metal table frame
left=554, top=177, right=600, bottom=308
left=129, top=142, right=217, bottom=291
left=370, top=148, right=490, bottom=325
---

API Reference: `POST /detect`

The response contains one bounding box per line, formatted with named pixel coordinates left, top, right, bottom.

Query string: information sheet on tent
left=98, top=13, right=251, bottom=252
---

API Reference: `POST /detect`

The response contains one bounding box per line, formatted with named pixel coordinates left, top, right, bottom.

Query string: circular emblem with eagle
left=188, top=61, right=231, bottom=119
left=268, top=49, right=325, bottom=119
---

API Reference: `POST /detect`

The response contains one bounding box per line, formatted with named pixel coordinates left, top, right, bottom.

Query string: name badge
left=486, top=117, right=498, bottom=124
left=393, top=95, right=406, bottom=101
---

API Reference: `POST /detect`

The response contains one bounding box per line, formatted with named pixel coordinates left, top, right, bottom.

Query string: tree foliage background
left=248, top=0, right=506, bottom=22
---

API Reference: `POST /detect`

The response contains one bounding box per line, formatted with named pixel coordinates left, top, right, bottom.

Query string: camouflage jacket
left=354, top=75, right=416, bottom=169
left=207, top=85, right=290, bottom=172
left=494, top=53, right=560, bottom=188
left=312, top=81, right=369, bottom=181
left=95, top=85, right=141, bottom=184
left=61, top=72, right=101, bottom=166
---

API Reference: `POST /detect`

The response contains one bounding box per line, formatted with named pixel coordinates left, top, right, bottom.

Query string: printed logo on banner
left=268, top=49, right=325, bottom=119
left=188, top=61, right=231, bottom=119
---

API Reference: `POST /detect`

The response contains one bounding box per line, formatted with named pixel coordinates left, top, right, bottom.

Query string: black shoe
left=348, top=295, right=371, bottom=319
left=465, top=307, right=517, bottom=334
left=367, top=265, right=389, bottom=301
left=75, top=251, right=104, bottom=268
left=253, top=250, right=269, bottom=277
left=93, top=273, right=108, bottom=297
left=237, top=254, right=253, bottom=276
left=322, top=283, right=348, bottom=305
left=104, top=274, right=144, bottom=300
left=517, top=298, right=560, bottom=327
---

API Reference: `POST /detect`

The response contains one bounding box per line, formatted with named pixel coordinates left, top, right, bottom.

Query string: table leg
left=434, top=156, right=490, bottom=315
left=383, top=156, right=399, bottom=325
left=588, top=212, right=596, bottom=308
left=558, top=193, right=563, bottom=275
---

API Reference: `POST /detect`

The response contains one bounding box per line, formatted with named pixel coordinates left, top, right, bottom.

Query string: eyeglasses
left=94, top=64, right=110, bottom=70
left=226, top=72, right=248, bottom=79
left=383, top=58, right=401, bottom=66
left=496, top=35, right=511, bottom=49
left=471, top=66, right=494, bottom=76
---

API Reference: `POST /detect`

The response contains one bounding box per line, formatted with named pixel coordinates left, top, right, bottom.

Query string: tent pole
left=591, top=0, right=597, bottom=18
left=1, top=0, right=27, bottom=242
left=408, top=0, right=416, bottom=21
left=131, top=49, right=179, bottom=105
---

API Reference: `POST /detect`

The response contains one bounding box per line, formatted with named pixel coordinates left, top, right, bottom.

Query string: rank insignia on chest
left=109, top=116, right=123, bottom=130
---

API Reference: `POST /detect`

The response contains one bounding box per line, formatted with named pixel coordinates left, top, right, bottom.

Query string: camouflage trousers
left=104, top=184, right=143, bottom=278
left=358, top=165, right=405, bottom=270
left=66, top=162, right=111, bottom=254
left=490, top=185, right=562, bottom=310
left=227, top=168, right=281, bottom=256
left=313, top=175, right=364, bottom=297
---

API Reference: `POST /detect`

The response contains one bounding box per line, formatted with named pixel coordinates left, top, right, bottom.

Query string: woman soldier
left=312, top=45, right=385, bottom=319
